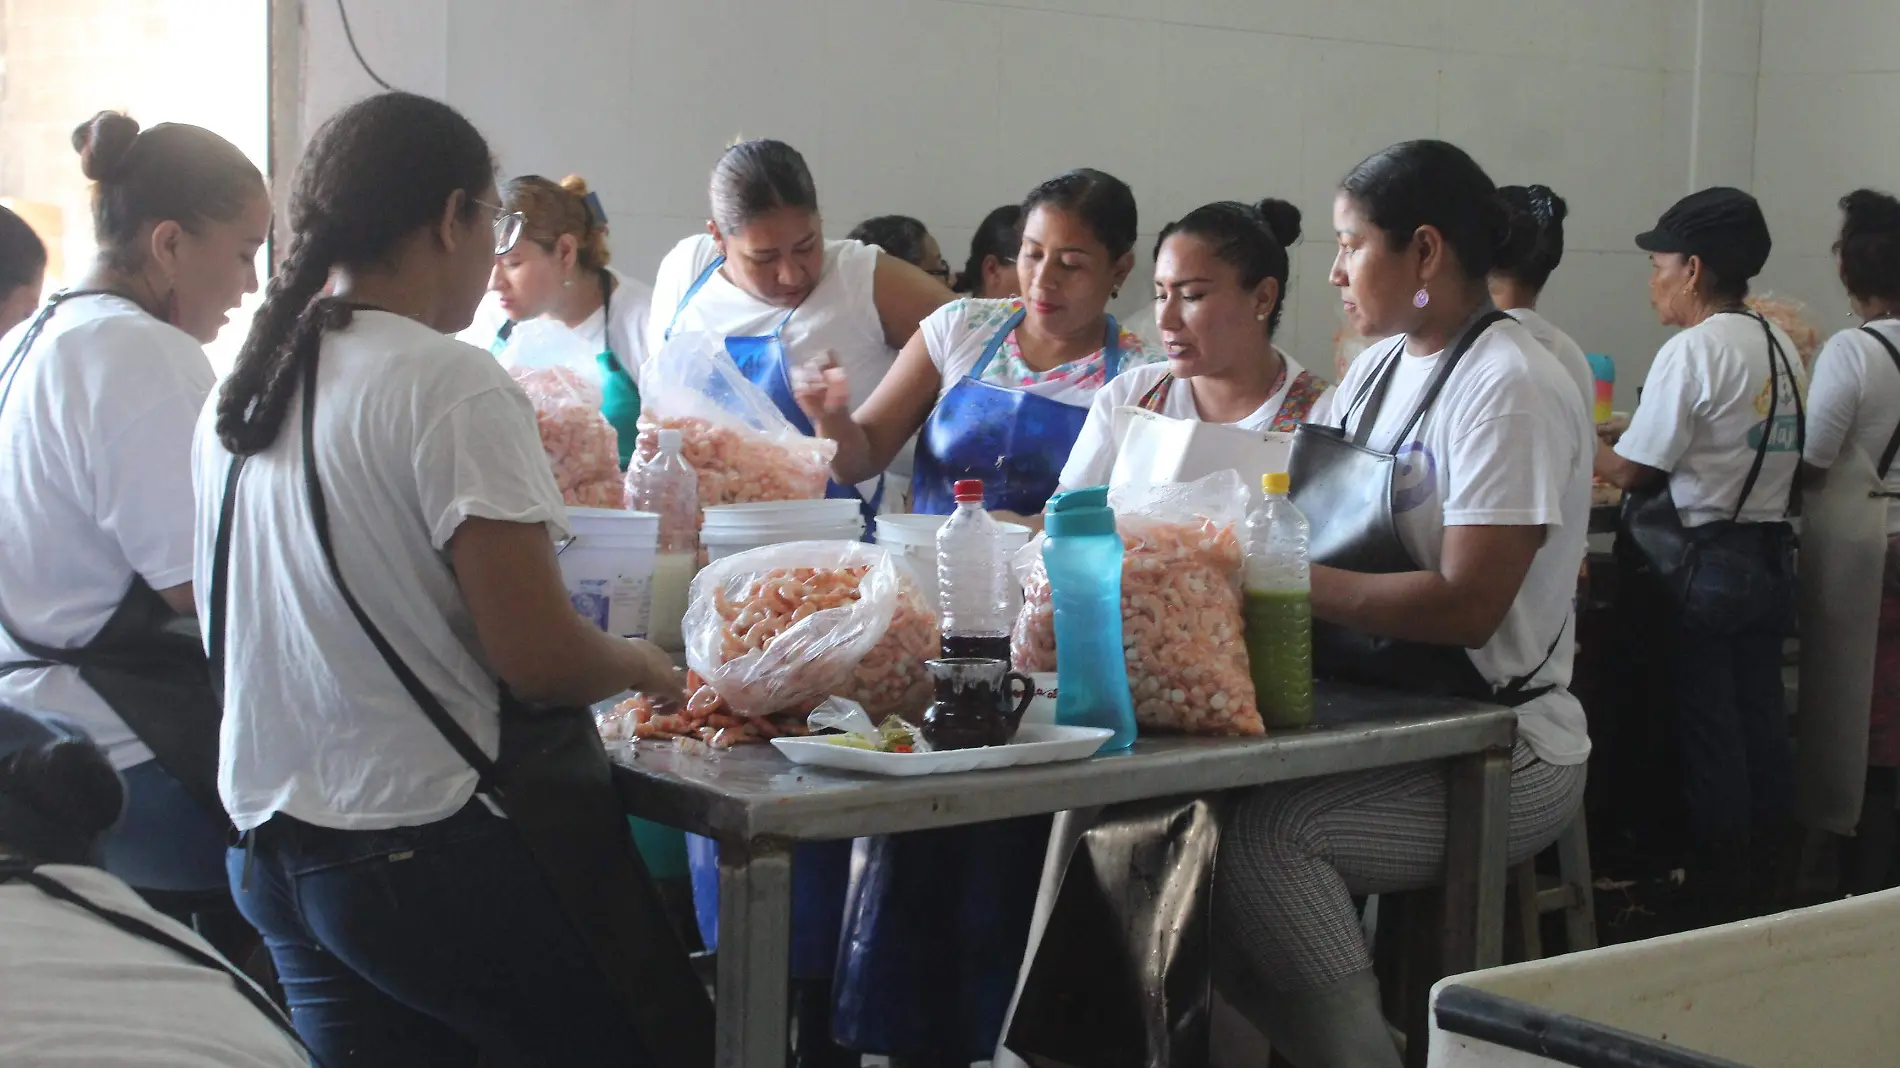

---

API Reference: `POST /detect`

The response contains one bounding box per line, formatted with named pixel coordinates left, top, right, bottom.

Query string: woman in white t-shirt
left=1212, top=141, right=1592, bottom=1068
left=649, top=139, right=954, bottom=514
left=467, top=174, right=654, bottom=468
left=794, top=168, right=1159, bottom=524
left=0, top=706, right=307, bottom=1068
left=1488, top=184, right=1596, bottom=416
left=1060, top=197, right=1334, bottom=490
left=0, top=112, right=268, bottom=928
left=1598, top=187, right=1805, bottom=914
left=195, top=92, right=682, bottom=1066
left=1801, top=188, right=1900, bottom=894
left=0, top=205, right=46, bottom=337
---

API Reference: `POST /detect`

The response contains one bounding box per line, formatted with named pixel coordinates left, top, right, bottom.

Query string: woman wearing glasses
left=648, top=140, right=956, bottom=517
left=847, top=214, right=953, bottom=286
left=958, top=204, right=1023, bottom=299
left=469, top=175, right=654, bottom=468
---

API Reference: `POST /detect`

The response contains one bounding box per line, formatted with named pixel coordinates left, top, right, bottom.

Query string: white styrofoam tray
left=770, top=723, right=1113, bottom=777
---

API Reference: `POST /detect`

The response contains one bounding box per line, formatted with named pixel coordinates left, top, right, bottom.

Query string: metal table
left=613, top=683, right=1518, bottom=1068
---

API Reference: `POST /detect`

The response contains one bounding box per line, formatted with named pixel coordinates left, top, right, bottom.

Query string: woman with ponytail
left=192, top=91, right=681, bottom=1066
left=0, top=111, right=266, bottom=927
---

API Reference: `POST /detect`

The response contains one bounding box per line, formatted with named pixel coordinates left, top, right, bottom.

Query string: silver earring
left=563, top=278, right=573, bottom=289
left=1255, top=312, right=1268, bottom=322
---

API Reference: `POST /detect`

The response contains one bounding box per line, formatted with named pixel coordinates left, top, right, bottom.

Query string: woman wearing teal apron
left=792, top=169, right=1157, bottom=1065
left=653, top=138, right=954, bottom=1066
left=479, top=174, right=653, bottom=468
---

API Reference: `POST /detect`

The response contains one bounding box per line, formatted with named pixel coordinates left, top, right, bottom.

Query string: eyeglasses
left=924, top=262, right=952, bottom=282
left=474, top=197, right=525, bottom=256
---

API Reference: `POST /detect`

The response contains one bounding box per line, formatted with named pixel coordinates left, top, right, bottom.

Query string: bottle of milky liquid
left=626, top=428, right=699, bottom=652
left=1243, top=472, right=1314, bottom=727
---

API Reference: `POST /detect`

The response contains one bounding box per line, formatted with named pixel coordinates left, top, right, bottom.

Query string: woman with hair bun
left=1212, top=140, right=1593, bottom=1067
left=1059, top=196, right=1335, bottom=489
left=1800, top=188, right=1900, bottom=894
left=475, top=174, right=655, bottom=467
left=0, top=110, right=267, bottom=926
left=1490, top=183, right=1595, bottom=415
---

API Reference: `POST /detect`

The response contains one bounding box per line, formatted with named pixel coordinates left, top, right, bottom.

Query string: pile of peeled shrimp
left=514, top=366, right=624, bottom=509
left=647, top=415, right=832, bottom=506
left=608, top=675, right=812, bottom=750
left=626, top=564, right=937, bottom=747
left=1015, top=517, right=1264, bottom=736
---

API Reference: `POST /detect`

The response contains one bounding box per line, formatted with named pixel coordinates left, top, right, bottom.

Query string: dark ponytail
left=1156, top=197, right=1303, bottom=332
left=217, top=92, right=493, bottom=456
left=1494, top=184, right=1568, bottom=291
left=0, top=707, right=124, bottom=866
left=1339, top=140, right=1526, bottom=280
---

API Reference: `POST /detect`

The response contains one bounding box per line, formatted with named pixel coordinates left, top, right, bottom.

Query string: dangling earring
left=1412, top=287, right=1430, bottom=309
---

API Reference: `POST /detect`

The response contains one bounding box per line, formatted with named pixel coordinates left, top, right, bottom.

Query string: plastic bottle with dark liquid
left=936, top=479, right=1015, bottom=663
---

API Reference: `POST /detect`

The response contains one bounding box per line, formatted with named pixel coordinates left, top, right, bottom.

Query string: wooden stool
left=1508, top=812, right=1598, bottom=960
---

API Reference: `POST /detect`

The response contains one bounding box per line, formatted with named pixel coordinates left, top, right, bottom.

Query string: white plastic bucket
left=700, top=499, right=866, bottom=563
left=557, top=508, right=659, bottom=638
left=874, top=513, right=1032, bottom=610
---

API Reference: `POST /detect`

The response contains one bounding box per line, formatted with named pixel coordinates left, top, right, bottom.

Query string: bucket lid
left=701, top=499, right=860, bottom=525
left=567, top=507, right=659, bottom=527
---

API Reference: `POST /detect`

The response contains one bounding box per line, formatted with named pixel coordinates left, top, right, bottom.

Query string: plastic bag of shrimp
left=1013, top=470, right=1263, bottom=736
left=511, top=364, right=624, bottom=509
left=644, top=540, right=939, bottom=747
left=638, top=331, right=836, bottom=507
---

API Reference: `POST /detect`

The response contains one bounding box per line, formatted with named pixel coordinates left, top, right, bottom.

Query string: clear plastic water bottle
left=625, top=428, right=699, bottom=651
left=936, top=479, right=1013, bottom=662
left=1043, top=486, right=1137, bottom=752
left=1243, top=472, right=1314, bottom=727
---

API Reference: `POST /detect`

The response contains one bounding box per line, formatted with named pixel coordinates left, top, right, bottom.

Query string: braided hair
left=216, top=92, right=493, bottom=456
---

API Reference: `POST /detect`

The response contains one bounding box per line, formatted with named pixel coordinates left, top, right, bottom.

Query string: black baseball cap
left=1635, top=187, right=1772, bottom=282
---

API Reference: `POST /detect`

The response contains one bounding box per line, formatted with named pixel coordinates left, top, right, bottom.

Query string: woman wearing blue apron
left=471, top=174, right=654, bottom=469
left=793, top=168, right=1157, bottom=1066
left=652, top=138, right=954, bottom=1067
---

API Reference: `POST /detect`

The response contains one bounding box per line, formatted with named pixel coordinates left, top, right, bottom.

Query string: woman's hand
left=790, top=351, right=853, bottom=427
left=623, top=638, right=685, bottom=701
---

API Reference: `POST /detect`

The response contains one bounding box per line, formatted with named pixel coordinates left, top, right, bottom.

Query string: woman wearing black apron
left=1599, top=187, right=1806, bottom=918
left=478, top=174, right=654, bottom=468
left=1213, top=142, right=1594, bottom=1067
left=0, top=112, right=267, bottom=947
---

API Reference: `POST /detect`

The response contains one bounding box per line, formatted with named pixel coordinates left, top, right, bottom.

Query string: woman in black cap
left=1598, top=186, right=1807, bottom=917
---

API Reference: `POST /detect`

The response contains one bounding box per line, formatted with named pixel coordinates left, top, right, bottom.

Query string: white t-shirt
left=1334, top=319, right=1593, bottom=766
left=462, top=265, right=655, bottom=373
left=192, top=312, right=569, bottom=832
left=1058, top=355, right=1336, bottom=491
left=1805, top=321, right=1900, bottom=532
left=0, top=863, right=307, bottom=1066
left=0, top=295, right=214, bottom=770
left=1616, top=312, right=1808, bottom=527
left=1508, top=307, right=1594, bottom=419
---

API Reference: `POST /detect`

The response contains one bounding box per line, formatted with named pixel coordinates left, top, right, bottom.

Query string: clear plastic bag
left=1013, top=470, right=1263, bottom=736
left=638, top=331, right=835, bottom=506
left=497, top=317, right=603, bottom=382
left=680, top=540, right=938, bottom=729
left=512, top=364, right=623, bottom=509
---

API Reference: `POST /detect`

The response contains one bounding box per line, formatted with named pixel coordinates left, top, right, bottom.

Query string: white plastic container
left=700, top=499, right=865, bottom=563
left=1428, top=888, right=1900, bottom=1067
left=557, top=508, right=659, bottom=639
left=875, top=513, right=1031, bottom=612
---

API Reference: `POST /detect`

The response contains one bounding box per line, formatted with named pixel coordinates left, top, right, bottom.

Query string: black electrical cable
left=335, top=0, right=394, bottom=91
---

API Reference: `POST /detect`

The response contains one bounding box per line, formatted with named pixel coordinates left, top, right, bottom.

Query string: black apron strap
left=0, top=860, right=314, bottom=1063
left=1344, top=310, right=1509, bottom=450
left=207, top=453, right=247, bottom=703
left=1861, top=326, right=1900, bottom=479
left=1730, top=312, right=1805, bottom=521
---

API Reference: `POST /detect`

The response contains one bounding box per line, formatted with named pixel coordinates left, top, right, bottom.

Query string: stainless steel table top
left=612, top=683, right=1516, bottom=841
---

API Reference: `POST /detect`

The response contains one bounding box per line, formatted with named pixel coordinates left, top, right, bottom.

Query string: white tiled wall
left=1754, top=0, right=1900, bottom=325
left=300, top=0, right=1773, bottom=400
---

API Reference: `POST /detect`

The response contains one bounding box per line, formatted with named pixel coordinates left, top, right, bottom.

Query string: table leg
left=1442, top=746, right=1512, bottom=975
left=716, top=836, right=793, bottom=1068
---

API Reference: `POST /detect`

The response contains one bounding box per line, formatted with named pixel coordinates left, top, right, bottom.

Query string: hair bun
left=71, top=111, right=141, bottom=182
left=559, top=174, right=591, bottom=197
left=1, top=738, right=124, bottom=840
left=1524, top=184, right=1568, bottom=230
left=1252, top=198, right=1303, bottom=247
left=1842, top=188, right=1900, bottom=233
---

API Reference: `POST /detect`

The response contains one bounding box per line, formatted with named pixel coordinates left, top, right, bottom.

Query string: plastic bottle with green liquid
left=1243, top=472, right=1314, bottom=727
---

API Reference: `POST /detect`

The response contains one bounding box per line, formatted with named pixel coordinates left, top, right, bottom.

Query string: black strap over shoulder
left=1860, top=326, right=1900, bottom=480
left=1729, top=312, right=1806, bottom=521
left=0, top=859, right=312, bottom=1062
left=1343, top=309, right=1510, bottom=452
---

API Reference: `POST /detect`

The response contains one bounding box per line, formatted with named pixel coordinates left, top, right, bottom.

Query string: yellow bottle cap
left=1263, top=471, right=1290, bottom=495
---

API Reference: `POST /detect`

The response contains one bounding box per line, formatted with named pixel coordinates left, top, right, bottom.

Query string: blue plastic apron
left=663, top=255, right=864, bottom=978
left=910, top=308, right=1120, bottom=515
left=834, top=310, right=1124, bottom=1059
left=662, top=256, right=883, bottom=521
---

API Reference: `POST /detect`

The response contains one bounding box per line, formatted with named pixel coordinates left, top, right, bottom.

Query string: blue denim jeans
left=230, top=800, right=650, bottom=1068
left=103, top=758, right=229, bottom=892
left=1673, top=522, right=1798, bottom=847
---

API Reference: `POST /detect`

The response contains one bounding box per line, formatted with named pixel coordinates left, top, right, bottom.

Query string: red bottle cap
left=953, top=479, right=985, bottom=502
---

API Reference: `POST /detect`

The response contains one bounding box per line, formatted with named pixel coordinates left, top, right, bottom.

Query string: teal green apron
left=493, top=268, right=643, bottom=469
